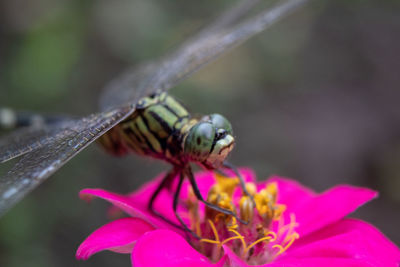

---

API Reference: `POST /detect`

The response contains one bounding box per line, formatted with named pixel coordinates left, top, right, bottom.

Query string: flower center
left=187, top=174, right=299, bottom=265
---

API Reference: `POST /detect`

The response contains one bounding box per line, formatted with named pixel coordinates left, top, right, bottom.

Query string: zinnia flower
left=76, top=168, right=400, bottom=266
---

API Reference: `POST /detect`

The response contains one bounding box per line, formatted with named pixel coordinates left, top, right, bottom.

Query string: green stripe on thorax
left=101, top=91, right=195, bottom=163
left=98, top=91, right=235, bottom=170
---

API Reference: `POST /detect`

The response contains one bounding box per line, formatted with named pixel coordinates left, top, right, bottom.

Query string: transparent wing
left=0, top=105, right=133, bottom=216
left=100, top=0, right=309, bottom=110
left=0, top=127, right=58, bottom=163
left=0, top=119, right=76, bottom=163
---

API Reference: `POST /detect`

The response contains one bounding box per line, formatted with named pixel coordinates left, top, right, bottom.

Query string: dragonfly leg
left=223, top=162, right=254, bottom=197
left=173, top=172, right=200, bottom=239
left=148, top=168, right=177, bottom=211
left=223, top=162, right=256, bottom=214
left=147, top=168, right=186, bottom=231
left=185, top=166, right=249, bottom=225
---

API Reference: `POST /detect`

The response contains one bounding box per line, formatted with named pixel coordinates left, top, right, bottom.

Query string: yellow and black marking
left=98, top=91, right=195, bottom=164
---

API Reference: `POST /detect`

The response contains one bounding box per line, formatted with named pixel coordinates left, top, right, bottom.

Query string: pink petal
left=269, top=178, right=377, bottom=237
left=80, top=188, right=176, bottom=230
left=76, top=218, right=154, bottom=260
left=126, top=172, right=175, bottom=214
left=266, top=257, right=377, bottom=267
left=132, top=229, right=225, bottom=267
left=267, top=176, right=316, bottom=206
left=126, top=174, right=197, bottom=228
left=279, top=218, right=400, bottom=266
left=236, top=168, right=257, bottom=183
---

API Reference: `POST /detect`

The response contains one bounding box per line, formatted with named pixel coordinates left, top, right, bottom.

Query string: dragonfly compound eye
left=209, top=114, right=233, bottom=135
left=184, top=122, right=215, bottom=160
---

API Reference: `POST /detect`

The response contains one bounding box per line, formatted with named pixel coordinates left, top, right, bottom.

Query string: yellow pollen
left=214, top=173, right=239, bottom=197
left=274, top=204, right=286, bottom=220
left=265, top=182, right=278, bottom=201
left=206, top=174, right=238, bottom=222
left=245, top=182, right=257, bottom=196
left=199, top=179, right=299, bottom=263
left=251, top=182, right=286, bottom=223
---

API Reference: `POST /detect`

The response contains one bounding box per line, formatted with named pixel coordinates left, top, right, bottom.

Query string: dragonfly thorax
left=98, top=92, right=234, bottom=169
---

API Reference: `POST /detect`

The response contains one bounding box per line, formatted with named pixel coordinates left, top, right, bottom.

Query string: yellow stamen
left=283, top=215, right=298, bottom=244
left=200, top=220, right=223, bottom=254
left=263, top=231, right=277, bottom=242
left=271, top=244, right=284, bottom=255
left=227, top=217, right=238, bottom=230
left=244, top=234, right=275, bottom=254
left=272, top=232, right=299, bottom=256
left=198, top=179, right=300, bottom=263
left=221, top=236, right=244, bottom=245
left=277, top=213, right=298, bottom=238
left=228, top=228, right=247, bottom=250
left=208, top=219, right=220, bottom=243
left=200, top=238, right=221, bottom=245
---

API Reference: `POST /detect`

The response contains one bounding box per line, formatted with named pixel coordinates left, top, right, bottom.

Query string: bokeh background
left=1, top=0, right=399, bottom=266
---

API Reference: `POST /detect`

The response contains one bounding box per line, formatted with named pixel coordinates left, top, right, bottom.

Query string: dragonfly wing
left=0, top=119, right=76, bottom=163
left=99, top=0, right=260, bottom=110
left=100, top=0, right=309, bottom=110
left=1, top=127, right=55, bottom=163
left=0, top=105, right=133, bottom=216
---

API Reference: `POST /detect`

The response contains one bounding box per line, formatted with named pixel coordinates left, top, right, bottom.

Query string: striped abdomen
left=98, top=92, right=196, bottom=164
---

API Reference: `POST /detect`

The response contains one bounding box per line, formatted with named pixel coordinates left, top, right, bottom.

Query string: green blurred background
left=1, top=0, right=399, bottom=266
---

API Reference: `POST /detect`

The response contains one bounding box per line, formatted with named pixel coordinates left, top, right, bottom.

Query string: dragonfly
left=0, top=0, right=309, bottom=228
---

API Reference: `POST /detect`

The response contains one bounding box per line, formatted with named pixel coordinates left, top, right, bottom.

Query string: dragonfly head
left=184, top=114, right=234, bottom=169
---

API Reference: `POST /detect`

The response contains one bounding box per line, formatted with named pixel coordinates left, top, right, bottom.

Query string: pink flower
left=76, top=169, right=400, bottom=266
